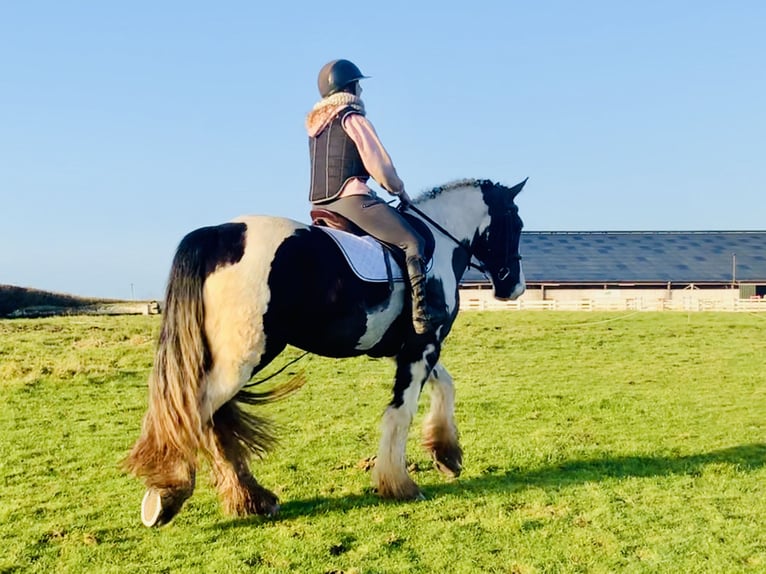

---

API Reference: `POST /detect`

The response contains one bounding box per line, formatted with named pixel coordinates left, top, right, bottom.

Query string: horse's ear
left=508, top=177, right=528, bottom=199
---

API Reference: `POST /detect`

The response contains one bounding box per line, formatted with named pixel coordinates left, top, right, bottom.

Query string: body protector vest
left=309, top=107, right=369, bottom=204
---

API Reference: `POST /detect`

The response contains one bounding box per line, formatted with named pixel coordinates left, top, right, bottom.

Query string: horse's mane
left=413, top=178, right=493, bottom=204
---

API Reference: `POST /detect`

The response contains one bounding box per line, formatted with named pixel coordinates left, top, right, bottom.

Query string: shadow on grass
left=212, top=442, right=766, bottom=529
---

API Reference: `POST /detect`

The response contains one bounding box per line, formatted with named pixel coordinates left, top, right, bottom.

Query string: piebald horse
left=125, top=177, right=526, bottom=526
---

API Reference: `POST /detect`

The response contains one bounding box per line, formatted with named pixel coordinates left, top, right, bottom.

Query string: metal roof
left=463, top=231, right=766, bottom=284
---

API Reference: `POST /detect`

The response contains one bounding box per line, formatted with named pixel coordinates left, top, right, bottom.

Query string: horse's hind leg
left=198, top=338, right=289, bottom=518
left=201, top=400, right=280, bottom=517
left=422, top=363, right=463, bottom=478
left=138, top=445, right=197, bottom=527
left=373, top=343, right=440, bottom=500
left=129, top=376, right=199, bottom=527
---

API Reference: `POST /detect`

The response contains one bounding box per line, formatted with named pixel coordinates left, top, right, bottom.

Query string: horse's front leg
left=373, top=341, right=440, bottom=500
left=422, top=362, right=462, bottom=478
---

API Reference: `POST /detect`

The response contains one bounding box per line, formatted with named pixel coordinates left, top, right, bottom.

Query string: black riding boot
left=406, top=256, right=435, bottom=335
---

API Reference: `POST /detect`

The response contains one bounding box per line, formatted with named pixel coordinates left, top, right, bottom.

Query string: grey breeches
left=321, top=194, right=425, bottom=260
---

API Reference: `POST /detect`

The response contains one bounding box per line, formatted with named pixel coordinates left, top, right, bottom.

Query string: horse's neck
left=417, top=186, right=487, bottom=243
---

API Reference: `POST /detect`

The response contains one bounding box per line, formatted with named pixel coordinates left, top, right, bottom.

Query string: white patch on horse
left=414, top=183, right=489, bottom=244
left=431, top=245, right=461, bottom=314
left=427, top=363, right=454, bottom=407
left=403, top=345, right=434, bottom=416
left=355, top=283, right=407, bottom=350
left=411, top=184, right=490, bottom=315
left=373, top=343, right=435, bottom=498
left=201, top=216, right=305, bottom=417
left=373, top=404, right=414, bottom=495
left=424, top=363, right=457, bottom=441
left=510, top=265, right=526, bottom=300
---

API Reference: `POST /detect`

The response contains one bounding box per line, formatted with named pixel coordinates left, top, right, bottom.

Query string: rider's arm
left=342, top=113, right=405, bottom=196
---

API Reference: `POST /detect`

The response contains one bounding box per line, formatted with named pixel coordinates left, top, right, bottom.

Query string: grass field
left=0, top=312, right=764, bottom=573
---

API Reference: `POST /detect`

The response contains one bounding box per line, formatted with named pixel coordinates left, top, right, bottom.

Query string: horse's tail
left=125, top=228, right=213, bottom=482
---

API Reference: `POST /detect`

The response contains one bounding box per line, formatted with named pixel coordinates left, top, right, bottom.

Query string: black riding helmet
left=317, top=59, right=369, bottom=98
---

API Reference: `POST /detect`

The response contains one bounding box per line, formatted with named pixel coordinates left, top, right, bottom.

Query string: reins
left=243, top=351, right=309, bottom=388
left=399, top=201, right=487, bottom=274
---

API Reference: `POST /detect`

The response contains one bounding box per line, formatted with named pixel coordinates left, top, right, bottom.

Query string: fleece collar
left=305, top=93, right=366, bottom=137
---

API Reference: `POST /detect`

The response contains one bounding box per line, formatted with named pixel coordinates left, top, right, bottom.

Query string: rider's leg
left=403, top=254, right=432, bottom=335
left=325, top=195, right=437, bottom=334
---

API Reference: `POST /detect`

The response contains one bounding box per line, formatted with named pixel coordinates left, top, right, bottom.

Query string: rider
left=306, top=59, right=443, bottom=335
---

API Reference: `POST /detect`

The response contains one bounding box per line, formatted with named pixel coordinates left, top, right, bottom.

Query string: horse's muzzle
left=492, top=267, right=526, bottom=301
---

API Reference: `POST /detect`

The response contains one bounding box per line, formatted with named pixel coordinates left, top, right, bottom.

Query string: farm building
left=460, top=231, right=766, bottom=311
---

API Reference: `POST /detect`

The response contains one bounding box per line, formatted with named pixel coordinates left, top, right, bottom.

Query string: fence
left=460, top=294, right=766, bottom=312
left=7, top=301, right=161, bottom=318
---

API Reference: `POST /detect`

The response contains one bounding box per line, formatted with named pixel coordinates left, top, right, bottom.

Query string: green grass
left=1, top=312, right=765, bottom=573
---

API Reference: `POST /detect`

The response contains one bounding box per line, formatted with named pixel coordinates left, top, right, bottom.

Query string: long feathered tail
left=124, top=228, right=212, bottom=484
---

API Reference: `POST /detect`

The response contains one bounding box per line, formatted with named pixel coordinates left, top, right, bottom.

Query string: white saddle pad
left=317, top=227, right=405, bottom=283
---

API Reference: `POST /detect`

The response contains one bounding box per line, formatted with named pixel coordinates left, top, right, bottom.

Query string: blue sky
left=1, top=2, right=764, bottom=299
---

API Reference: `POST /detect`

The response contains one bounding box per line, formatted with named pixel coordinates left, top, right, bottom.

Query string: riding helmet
left=317, top=59, right=368, bottom=98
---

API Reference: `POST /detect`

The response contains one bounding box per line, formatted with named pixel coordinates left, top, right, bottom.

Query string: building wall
left=459, top=285, right=765, bottom=312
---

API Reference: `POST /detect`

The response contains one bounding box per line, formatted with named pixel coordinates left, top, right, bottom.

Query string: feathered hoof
left=227, top=477, right=281, bottom=517
left=256, top=500, right=280, bottom=517
left=374, top=476, right=425, bottom=501
left=141, top=487, right=189, bottom=527
left=431, top=447, right=463, bottom=478
left=249, top=487, right=280, bottom=517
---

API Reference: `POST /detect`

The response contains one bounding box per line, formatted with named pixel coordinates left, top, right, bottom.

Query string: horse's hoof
left=262, top=502, right=280, bottom=517
left=141, top=488, right=163, bottom=527
left=251, top=484, right=280, bottom=517
left=432, top=451, right=463, bottom=478
left=402, top=487, right=426, bottom=501
left=374, top=478, right=424, bottom=501
left=141, top=487, right=189, bottom=527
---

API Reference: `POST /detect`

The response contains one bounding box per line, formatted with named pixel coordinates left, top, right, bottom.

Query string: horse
left=124, top=177, right=526, bottom=527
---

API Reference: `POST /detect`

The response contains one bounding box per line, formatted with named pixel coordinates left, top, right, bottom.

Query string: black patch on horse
left=391, top=342, right=440, bottom=407
left=263, top=227, right=403, bottom=358
left=175, top=222, right=247, bottom=279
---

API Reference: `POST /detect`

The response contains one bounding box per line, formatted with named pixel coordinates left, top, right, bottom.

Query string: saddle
left=310, top=208, right=435, bottom=267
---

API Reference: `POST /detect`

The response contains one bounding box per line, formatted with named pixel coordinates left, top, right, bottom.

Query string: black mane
left=413, top=178, right=494, bottom=204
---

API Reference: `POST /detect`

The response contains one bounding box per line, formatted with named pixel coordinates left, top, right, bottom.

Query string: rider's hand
left=397, top=190, right=412, bottom=205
